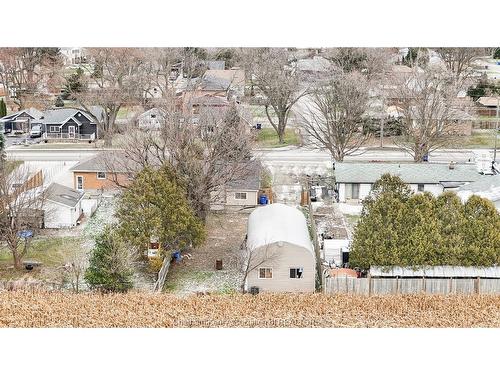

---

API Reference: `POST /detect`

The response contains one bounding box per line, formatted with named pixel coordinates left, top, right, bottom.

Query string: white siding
left=245, top=242, right=315, bottom=293
left=338, top=182, right=445, bottom=202
left=44, top=201, right=82, bottom=228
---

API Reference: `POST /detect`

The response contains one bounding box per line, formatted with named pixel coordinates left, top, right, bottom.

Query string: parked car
left=30, top=125, right=42, bottom=138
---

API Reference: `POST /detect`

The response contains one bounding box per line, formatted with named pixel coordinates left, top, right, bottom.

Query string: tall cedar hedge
left=350, top=174, right=500, bottom=269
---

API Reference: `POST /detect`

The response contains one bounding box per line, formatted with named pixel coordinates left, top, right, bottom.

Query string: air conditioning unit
left=249, top=286, right=259, bottom=295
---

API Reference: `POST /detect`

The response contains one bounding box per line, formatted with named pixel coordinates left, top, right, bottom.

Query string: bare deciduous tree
left=117, top=101, right=255, bottom=221
left=242, top=48, right=306, bottom=143
left=323, top=47, right=394, bottom=79
left=300, top=71, right=372, bottom=161
left=434, top=47, right=485, bottom=82
left=0, top=163, right=46, bottom=269
left=391, top=66, right=471, bottom=162
left=73, top=48, right=146, bottom=146
left=239, top=241, right=279, bottom=292
left=62, top=248, right=88, bottom=293
left=0, top=48, right=62, bottom=110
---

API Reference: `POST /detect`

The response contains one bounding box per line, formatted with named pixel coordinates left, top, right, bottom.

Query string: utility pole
left=494, top=96, right=499, bottom=162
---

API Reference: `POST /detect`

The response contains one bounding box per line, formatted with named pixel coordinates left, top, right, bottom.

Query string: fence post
left=395, top=276, right=399, bottom=295
left=475, top=277, right=480, bottom=294
left=422, top=277, right=426, bottom=294
left=368, top=274, right=372, bottom=296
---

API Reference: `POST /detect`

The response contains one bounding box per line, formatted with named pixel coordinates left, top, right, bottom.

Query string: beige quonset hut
left=245, top=203, right=316, bottom=293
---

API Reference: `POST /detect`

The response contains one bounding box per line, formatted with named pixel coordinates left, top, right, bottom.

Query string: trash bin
left=256, top=123, right=262, bottom=130
left=259, top=195, right=268, bottom=205
left=250, top=286, right=259, bottom=295
left=215, top=259, right=223, bottom=270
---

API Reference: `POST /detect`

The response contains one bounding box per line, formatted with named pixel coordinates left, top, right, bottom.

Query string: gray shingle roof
left=226, top=160, right=262, bottom=191
left=70, top=152, right=131, bottom=173
left=335, top=162, right=480, bottom=184
left=45, top=183, right=84, bottom=207
left=42, top=108, right=94, bottom=124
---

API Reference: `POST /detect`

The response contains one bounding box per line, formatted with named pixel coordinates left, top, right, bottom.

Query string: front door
left=68, top=125, right=75, bottom=138
left=76, top=176, right=84, bottom=191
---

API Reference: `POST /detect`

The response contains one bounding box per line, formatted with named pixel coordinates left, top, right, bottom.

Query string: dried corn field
left=1, top=291, right=500, bottom=327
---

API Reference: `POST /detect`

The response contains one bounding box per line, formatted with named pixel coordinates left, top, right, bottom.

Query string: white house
left=245, top=203, right=316, bottom=293
left=44, top=183, right=84, bottom=228
left=335, top=162, right=481, bottom=203
left=137, top=108, right=166, bottom=130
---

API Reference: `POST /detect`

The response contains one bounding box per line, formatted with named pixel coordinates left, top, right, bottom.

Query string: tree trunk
left=12, top=251, right=23, bottom=270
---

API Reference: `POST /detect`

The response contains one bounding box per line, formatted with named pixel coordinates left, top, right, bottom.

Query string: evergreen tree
left=116, top=164, right=206, bottom=260
left=350, top=174, right=500, bottom=269
left=54, top=96, right=64, bottom=107
left=0, top=98, right=7, bottom=117
left=62, top=67, right=85, bottom=100
left=493, top=48, right=500, bottom=59
left=84, top=226, right=133, bottom=293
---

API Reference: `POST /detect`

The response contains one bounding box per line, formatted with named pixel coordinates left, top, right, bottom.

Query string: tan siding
left=246, top=243, right=315, bottom=292
left=226, top=190, right=258, bottom=206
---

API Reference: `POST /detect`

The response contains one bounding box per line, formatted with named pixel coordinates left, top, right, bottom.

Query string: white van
left=30, top=125, right=42, bottom=138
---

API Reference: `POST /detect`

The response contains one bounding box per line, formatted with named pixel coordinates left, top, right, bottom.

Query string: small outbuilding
left=245, top=203, right=316, bottom=293
left=44, top=183, right=84, bottom=228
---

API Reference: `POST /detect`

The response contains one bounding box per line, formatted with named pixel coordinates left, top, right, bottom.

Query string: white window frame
left=234, top=192, right=247, bottom=200
left=417, top=184, right=425, bottom=192
left=258, top=267, right=273, bottom=279
left=96, top=171, right=106, bottom=180
left=76, top=176, right=84, bottom=190
left=49, top=125, right=59, bottom=132
left=289, top=267, right=304, bottom=279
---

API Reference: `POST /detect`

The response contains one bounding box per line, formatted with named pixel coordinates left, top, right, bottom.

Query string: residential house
left=293, top=56, right=332, bottom=81
left=43, top=183, right=84, bottom=228
left=476, top=96, right=499, bottom=117
left=137, top=108, right=167, bottom=130
left=199, top=60, right=226, bottom=70
left=335, top=162, right=481, bottom=203
left=180, top=68, right=245, bottom=113
left=41, top=107, right=102, bottom=141
left=70, top=152, right=133, bottom=192
left=0, top=108, right=44, bottom=134
left=245, top=203, right=316, bottom=293
left=210, top=160, right=264, bottom=210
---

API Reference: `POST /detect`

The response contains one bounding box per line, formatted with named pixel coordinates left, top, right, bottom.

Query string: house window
left=290, top=268, right=304, bottom=279
left=234, top=192, right=247, bottom=200
left=49, top=126, right=59, bottom=132
left=417, top=184, right=425, bottom=192
left=76, top=176, right=84, bottom=190
left=97, top=172, right=106, bottom=180
left=258, top=268, right=273, bottom=279
left=346, top=183, right=360, bottom=200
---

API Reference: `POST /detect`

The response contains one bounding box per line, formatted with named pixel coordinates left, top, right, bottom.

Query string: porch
left=43, top=132, right=96, bottom=142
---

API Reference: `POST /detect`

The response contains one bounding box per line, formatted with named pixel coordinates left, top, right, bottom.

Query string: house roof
left=370, top=266, right=500, bottom=278
left=137, top=107, right=167, bottom=120
left=247, top=203, right=314, bottom=256
left=70, top=152, right=133, bottom=173
left=191, top=95, right=230, bottom=106
left=477, top=96, right=499, bottom=107
left=201, top=69, right=245, bottom=91
left=45, top=183, right=84, bottom=208
left=334, top=162, right=480, bottom=184
left=295, top=56, right=331, bottom=72
left=42, top=108, right=92, bottom=124
left=457, top=174, right=500, bottom=209
left=0, top=108, right=44, bottom=122
left=226, top=160, right=262, bottom=191
left=200, top=60, right=226, bottom=70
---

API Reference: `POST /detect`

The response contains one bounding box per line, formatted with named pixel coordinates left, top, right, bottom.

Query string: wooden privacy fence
left=152, top=257, right=171, bottom=293
left=324, top=277, right=500, bottom=295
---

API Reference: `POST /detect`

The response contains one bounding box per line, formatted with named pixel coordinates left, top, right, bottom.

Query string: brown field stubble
left=0, top=291, right=499, bottom=328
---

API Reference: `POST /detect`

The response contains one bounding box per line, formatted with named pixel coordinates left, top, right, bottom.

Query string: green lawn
left=256, top=128, right=300, bottom=148
left=454, top=129, right=499, bottom=148
left=0, top=236, right=84, bottom=280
